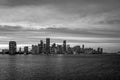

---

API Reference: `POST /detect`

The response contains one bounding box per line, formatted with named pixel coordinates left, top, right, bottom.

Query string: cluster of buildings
left=1, top=38, right=103, bottom=55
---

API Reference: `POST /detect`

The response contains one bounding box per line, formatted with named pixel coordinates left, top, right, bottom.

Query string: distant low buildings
left=97, top=47, right=103, bottom=54
left=2, top=49, right=9, bottom=54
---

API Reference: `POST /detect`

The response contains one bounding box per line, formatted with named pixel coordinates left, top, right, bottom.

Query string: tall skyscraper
left=43, top=43, right=46, bottom=54
left=46, top=38, right=50, bottom=54
left=82, top=44, right=85, bottom=53
left=63, top=40, right=66, bottom=53
left=9, top=41, right=17, bottom=55
left=82, top=44, right=84, bottom=50
left=31, top=45, right=37, bottom=54
left=57, top=45, right=63, bottom=54
left=24, top=46, right=29, bottom=54
left=51, top=43, right=56, bottom=54
left=40, top=40, right=43, bottom=54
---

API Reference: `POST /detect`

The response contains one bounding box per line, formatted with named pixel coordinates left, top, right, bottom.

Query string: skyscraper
left=51, top=43, right=56, bottom=54
left=9, top=41, right=17, bottom=55
left=24, top=46, right=29, bottom=54
left=63, top=40, right=66, bottom=54
left=31, top=45, right=37, bottom=54
left=57, top=45, right=63, bottom=54
left=46, top=38, right=50, bottom=54
left=40, top=40, right=43, bottom=54
left=82, top=44, right=84, bottom=50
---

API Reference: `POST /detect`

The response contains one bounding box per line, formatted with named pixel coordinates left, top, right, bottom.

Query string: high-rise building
left=37, top=44, right=40, bottom=54
left=24, top=46, right=29, bottom=54
left=43, top=44, right=46, bottom=54
left=82, top=44, right=84, bottom=50
left=97, top=47, right=103, bottom=54
left=57, top=45, right=63, bottom=54
left=51, top=43, right=56, bottom=54
left=73, top=46, right=81, bottom=54
left=46, top=38, right=50, bottom=54
left=19, top=47, right=22, bottom=53
left=63, top=40, right=66, bottom=54
left=32, top=45, right=37, bottom=54
left=66, top=45, right=73, bottom=54
left=9, top=41, right=17, bottom=55
left=40, top=40, right=43, bottom=54
left=100, top=48, right=103, bottom=54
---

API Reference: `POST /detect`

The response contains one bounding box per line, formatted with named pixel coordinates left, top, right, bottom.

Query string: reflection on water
left=0, top=54, right=119, bottom=80
left=0, top=55, right=70, bottom=80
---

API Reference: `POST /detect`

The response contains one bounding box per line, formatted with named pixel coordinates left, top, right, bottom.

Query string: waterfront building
left=73, top=46, right=81, bottom=54
left=63, top=40, right=67, bottom=54
left=46, top=38, right=50, bottom=54
left=32, top=45, right=38, bottom=54
left=82, top=44, right=85, bottom=53
left=2, top=49, right=9, bottom=54
left=9, top=41, right=17, bottom=55
left=51, top=43, right=56, bottom=54
left=57, top=45, right=63, bottom=54
left=19, top=47, right=22, bottom=53
left=66, top=45, right=73, bottom=54
left=24, top=46, right=29, bottom=54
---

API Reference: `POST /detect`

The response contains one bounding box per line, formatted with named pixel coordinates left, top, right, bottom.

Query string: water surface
left=0, top=54, right=120, bottom=80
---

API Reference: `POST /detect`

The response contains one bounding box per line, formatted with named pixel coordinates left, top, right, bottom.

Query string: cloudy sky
left=0, top=0, right=120, bottom=52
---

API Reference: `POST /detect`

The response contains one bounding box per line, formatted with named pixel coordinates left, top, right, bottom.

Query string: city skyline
left=1, top=38, right=103, bottom=55
left=0, top=0, right=120, bottom=52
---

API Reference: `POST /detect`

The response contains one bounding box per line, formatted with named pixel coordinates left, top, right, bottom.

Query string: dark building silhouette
left=73, top=46, right=81, bottom=54
left=57, top=45, right=63, bottom=54
left=43, top=43, right=46, bottom=54
left=19, top=47, right=22, bottom=53
left=46, top=38, right=50, bottom=54
left=9, top=41, right=17, bottom=55
left=100, top=48, right=103, bottom=54
left=97, top=47, right=103, bottom=54
left=24, top=46, right=29, bottom=54
left=51, top=43, right=56, bottom=54
left=32, top=45, right=37, bottom=54
left=63, top=40, right=66, bottom=54
left=37, top=44, right=40, bottom=54
left=67, top=45, right=73, bottom=54
left=40, top=40, right=43, bottom=54
left=6, top=38, right=104, bottom=55
left=82, top=44, right=85, bottom=53
left=2, top=49, right=9, bottom=54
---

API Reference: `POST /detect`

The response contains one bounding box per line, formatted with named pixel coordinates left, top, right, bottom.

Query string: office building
left=73, top=46, right=81, bottom=54
left=57, top=45, right=63, bottom=54
left=51, top=43, right=56, bottom=54
left=24, top=46, right=29, bottom=54
left=9, top=41, right=17, bottom=55
left=46, top=38, right=50, bottom=54
left=32, top=45, right=38, bottom=54
left=63, top=40, right=67, bottom=54
left=40, top=40, right=43, bottom=54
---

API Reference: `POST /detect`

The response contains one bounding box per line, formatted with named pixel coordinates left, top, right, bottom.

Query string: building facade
left=9, top=41, right=17, bottom=55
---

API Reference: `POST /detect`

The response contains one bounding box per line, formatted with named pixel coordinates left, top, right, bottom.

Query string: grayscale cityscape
left=1, top=38, right=103, bottom=55
left=0, top=0, right=120, bottom=80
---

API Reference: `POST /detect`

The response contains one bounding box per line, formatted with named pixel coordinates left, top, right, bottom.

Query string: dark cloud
left=99, top=19, right=120, bottom=24
left=0, top=0, right=120, bottom=7
left=44, top=27, right=120, bottom=38
left=1, top=25, right=120, bottom=39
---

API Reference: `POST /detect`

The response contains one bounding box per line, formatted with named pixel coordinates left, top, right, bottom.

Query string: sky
left=0, top=0, right=120, bottom=52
